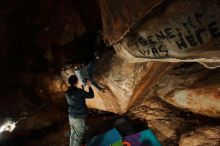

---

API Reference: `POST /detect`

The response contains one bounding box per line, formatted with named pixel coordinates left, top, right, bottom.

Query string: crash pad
left=87, top=128, right=122, bottom=146
left=123, top=129, right=161, bottom=146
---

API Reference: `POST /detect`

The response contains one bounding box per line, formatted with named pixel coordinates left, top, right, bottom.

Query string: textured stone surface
left=156, top=63, right=220, bottom=118
left=179, top=126, right=220, bottom=146
left=60, top=50, right=174, bottom=113
left=126, top=62, right=175, bottom=109
left=129, top=94, right=220, bottom=146
left=99, top=0, right=165, bottom=45
left=114, top=0, right=220, bottom=68
left=129, top=95, right=187, bottom=145
left=62, top=50, right=150, bottom=113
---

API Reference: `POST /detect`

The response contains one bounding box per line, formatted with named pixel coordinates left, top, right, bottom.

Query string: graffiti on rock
left=134, top=12, right=220, bottom=58
left=135, top=35, right=169, bottom=57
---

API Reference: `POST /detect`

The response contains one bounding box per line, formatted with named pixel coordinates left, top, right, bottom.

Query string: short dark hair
left=68, top=75, right=78, bottom=86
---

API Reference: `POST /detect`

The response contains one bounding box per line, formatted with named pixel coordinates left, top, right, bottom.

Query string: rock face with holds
left=61, top=50, right=174, bottom=113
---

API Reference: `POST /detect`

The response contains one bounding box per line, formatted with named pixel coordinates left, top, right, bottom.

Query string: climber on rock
left=73, top=29, right=106, bottom=93
left=66, top=75, right=94, bottom=146
left=74, top=60, right=105, bottom=92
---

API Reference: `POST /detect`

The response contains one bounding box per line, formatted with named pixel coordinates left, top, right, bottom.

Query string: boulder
left=179, top=126, right=220, bottom=146
left=61, top=50, right=174, bottom=113
left=129, top=95, right=187, bottom=145
left=99, top=0, right=165, bottom=45
left=62, top=50, right=150, bottom=113
left=114, top=0, right=220, bottom=68
left=156, top=63, right=220, bottom=118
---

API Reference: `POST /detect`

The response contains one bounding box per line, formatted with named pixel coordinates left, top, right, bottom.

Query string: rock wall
left=179, top=126, right=220, bottom=146
left=60, top=50, right=174, bottom=113
left=61, top=50, right=149, bottom=113
left=99, top=0, right=165, bottom=45
left=129, top=95, right=186, bottom=145
left=108, top=0, right=220, bottom=68
left=129, top=93, right=220, bottom=146
left=156, top=63, right=220, bottom=118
